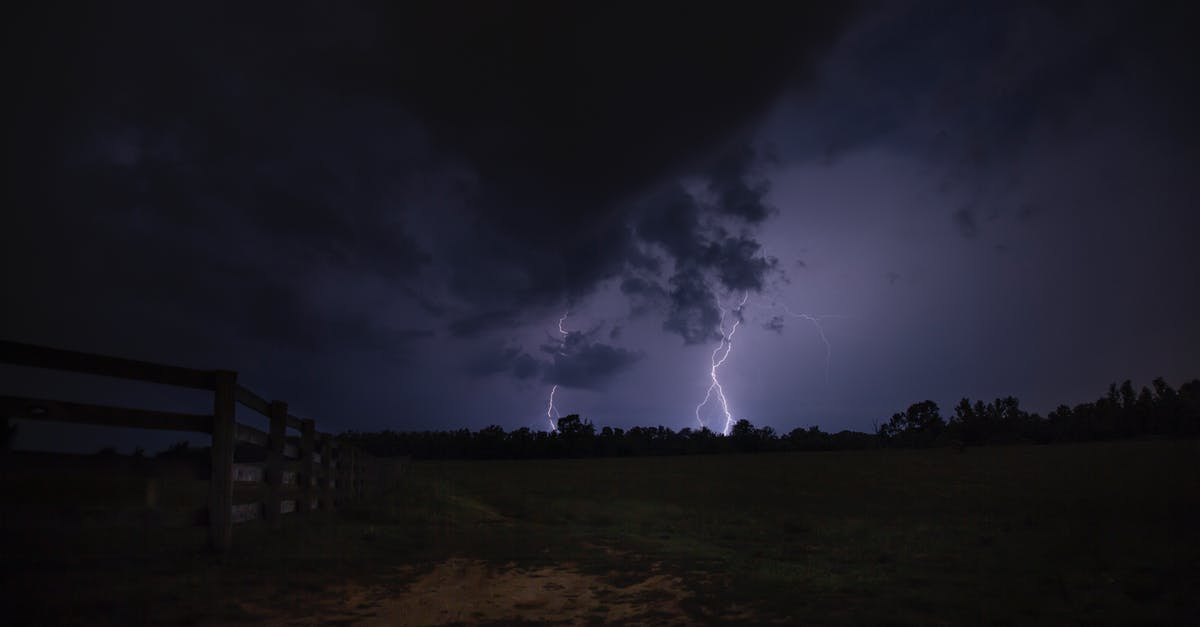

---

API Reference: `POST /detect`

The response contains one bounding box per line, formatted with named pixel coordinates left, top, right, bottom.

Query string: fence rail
left=0, top=339, right=399, bottom=551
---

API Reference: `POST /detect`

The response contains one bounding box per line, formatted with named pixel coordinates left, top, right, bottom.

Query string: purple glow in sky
left=3, top=1, right=1199, bottom=452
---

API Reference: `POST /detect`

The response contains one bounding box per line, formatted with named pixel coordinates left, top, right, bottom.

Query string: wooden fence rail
left=0, top=339, right=395, bottom=551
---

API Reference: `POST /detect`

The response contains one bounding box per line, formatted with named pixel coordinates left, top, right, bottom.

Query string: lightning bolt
left=695, top=292, right=748, bottom=436
left=777, top=304, right=850, bottom=385
left=546, top=384, right=560, bottom=430
left=755, top=246, right=846, bottom=386
left=781, top=305, right=832, bottom=384
left=545, top=312, right=570, bottom=431
left=557, top=313, right=570, bottom=349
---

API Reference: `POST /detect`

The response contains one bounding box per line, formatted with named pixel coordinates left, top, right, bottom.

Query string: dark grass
left=2, top=439, right=1198, bottom=625
left=405, top=440, right=1200, bottom=625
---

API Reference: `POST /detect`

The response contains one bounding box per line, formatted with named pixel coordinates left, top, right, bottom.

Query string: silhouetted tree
left=475, top=425, right=507, bottom=459
left=729, top=419, right=757, bottom=452
left=880, top=400, right=944, bottom=447
left=555, top=414, right=595, bottom=457
left=336, top=376, right=1199, bottom=459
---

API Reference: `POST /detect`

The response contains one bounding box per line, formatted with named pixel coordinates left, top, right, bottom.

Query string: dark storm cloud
left=72, top=113, right=436, bottom=283
left=628, top=144, right=781, bottom=344
left=448, top=310, right=523, bottom=339
left=4, top=0, right=1198, bottom=440
left=702, top=232, right=777, bottom=292
left=952, top=207, right=979, bottom=239
left=1016, top=202, right=1042, bottom=222
left=545, top=343, right=642, bottom=390
left=662, top=267, right=723, bottom=345
left=389, top=2, right=862, bottom=320
left=705, top=144, right=777, bottom=223
left=541, top=332, right=643, bottom=391
left=465, top=345, right=539, bottom=380
left=3, top=1, right=449, bottom=368
left=635, top=184, right=704, bottom=264
left=466, top=326, right=642, bottom=390
left=764, top=316, right=786, bottom=334
left=51, top=116, right=434, bottom=356
left=201, top=267, right=435, bottom=354
left=658, top=231, right=778, bottom=344
left=619, top=277, right=668, bottom=317
left=512, top=353, right=540, bottom=381
left=775, top=1, right=1200, bottom=221
left=6, top=0, right=858, bottom=340
left=2, top=0, right=867, bottom=432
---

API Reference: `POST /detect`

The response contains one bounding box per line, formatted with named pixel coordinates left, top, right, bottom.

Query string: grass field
left=3, top=439, right=1198, bottom=625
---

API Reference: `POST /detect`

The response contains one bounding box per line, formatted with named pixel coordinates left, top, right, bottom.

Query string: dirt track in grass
left=236, top=557, right=719, bottom=626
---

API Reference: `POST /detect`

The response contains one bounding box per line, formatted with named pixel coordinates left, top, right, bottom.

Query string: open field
left=3, top=439, right=1199, bottom=625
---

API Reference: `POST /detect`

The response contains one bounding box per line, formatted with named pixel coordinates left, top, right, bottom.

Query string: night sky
left=4, top=1, right=1199, bottom=450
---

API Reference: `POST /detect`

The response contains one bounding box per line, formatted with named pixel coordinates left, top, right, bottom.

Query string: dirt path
left=237, top=558, right=698, bottom=626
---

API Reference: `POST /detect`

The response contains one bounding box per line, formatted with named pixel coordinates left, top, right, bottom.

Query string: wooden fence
left=0, top=340, right=396, bottom=551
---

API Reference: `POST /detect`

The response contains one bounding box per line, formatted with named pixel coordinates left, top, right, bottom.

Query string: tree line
left=337, top=377, right=1200, bottom=460
left=878, top=377, right=1200, bottom=447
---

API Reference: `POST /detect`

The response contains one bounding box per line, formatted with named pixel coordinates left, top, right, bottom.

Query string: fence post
left=266, top=400, right=287, bottom=527
left=333, top=442, right=346, bottom=508
left=208, top=370, right=237, bottom=552
left=356, top=454, right=366, bottom=499
left=320, top=435, right=333, bottom=511
left=299, top=418, right=315, bottom=514
left=348, top=446, right=357, bottom=501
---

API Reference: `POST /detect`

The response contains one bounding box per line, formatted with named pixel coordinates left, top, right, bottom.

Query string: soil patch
left=363, top=558, right=693, bottom=626
left=234, top=558, right=695, bottom=626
